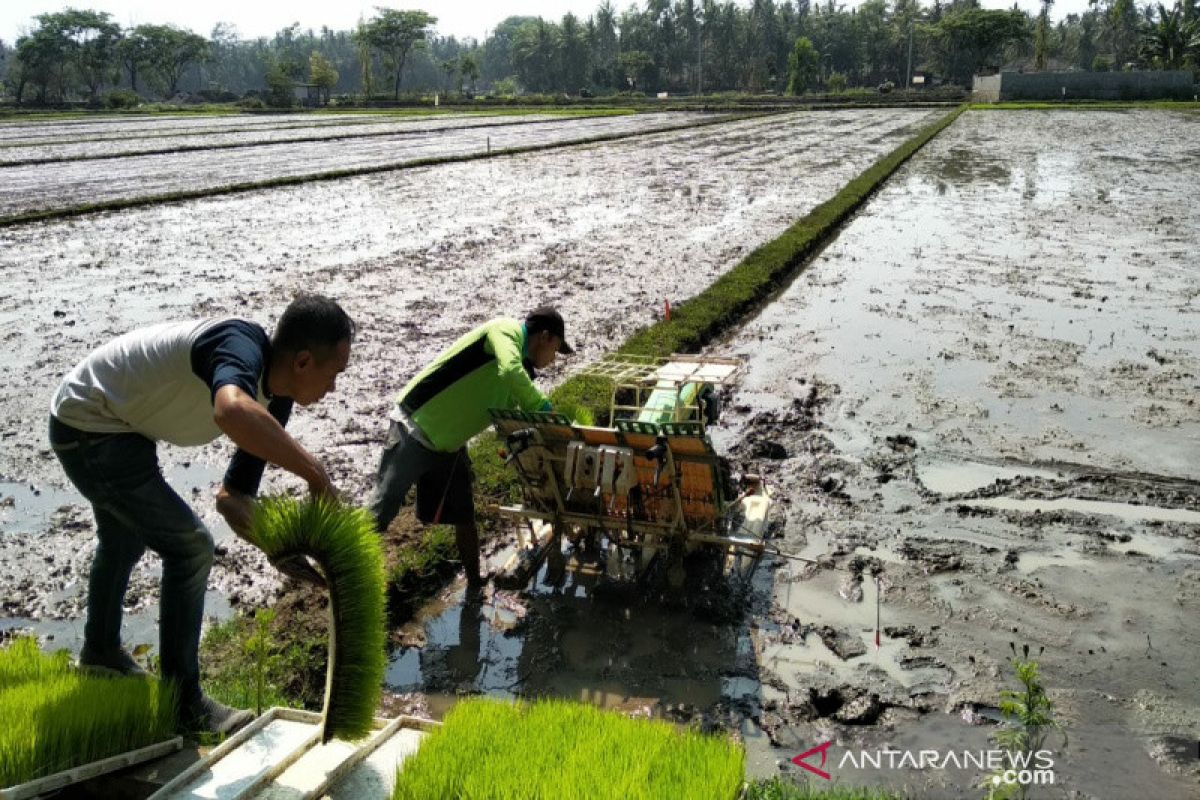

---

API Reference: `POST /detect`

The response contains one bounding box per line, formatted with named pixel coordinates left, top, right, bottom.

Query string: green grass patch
left=388, top=526, right=460, bottom=597
left=746, top=778, right=909, bottom=799
left=200, top=609, right=316, bottom=713
left=251, top=497, right=386, bottom=741
left=0, top=636, right=177, bottom=789
left=392, top=697, right=744, bottom=800
left=0, top=111, right=759, bottom=228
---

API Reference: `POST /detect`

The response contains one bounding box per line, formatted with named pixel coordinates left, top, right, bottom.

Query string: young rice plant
left=392, top=697, right=745, bottom=800
left=250, top=496, right=386, bottom=742
left=0, top=636, right=176, bottom=789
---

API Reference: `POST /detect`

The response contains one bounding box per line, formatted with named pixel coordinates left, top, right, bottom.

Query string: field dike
left=0, top=111, right=761, bottom=228
left=201, top=105, right=966, bottom=716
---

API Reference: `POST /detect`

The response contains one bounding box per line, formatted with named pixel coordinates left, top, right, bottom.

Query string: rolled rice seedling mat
left=250, top=497, right=386, bottom=742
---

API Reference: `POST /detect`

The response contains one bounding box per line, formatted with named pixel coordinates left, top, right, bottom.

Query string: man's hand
left=215, top=486, right=255, bottom=540
left=306, top=464, right=338, bottom=501
left=269, top=553, right=327, bottom=587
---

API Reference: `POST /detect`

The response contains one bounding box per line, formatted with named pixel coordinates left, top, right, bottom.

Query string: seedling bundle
left=250, top=496, right=386, bottom=742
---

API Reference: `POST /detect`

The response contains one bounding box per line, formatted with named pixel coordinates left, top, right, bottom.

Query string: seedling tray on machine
left=489, top=354, right=771, bottom=590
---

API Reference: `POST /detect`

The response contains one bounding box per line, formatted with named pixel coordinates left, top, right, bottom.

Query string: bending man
left=49, top=294, right=354, bottom=735
left=371, top=307, right=572, bottom=585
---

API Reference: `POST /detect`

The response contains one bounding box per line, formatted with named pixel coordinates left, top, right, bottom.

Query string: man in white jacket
left=49, top=294, right=353, bottom=735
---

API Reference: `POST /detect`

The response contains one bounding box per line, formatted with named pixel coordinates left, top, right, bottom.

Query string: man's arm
left=213, top=384, right=334, bottom=497
left=487, top=323, right=550, bottom=412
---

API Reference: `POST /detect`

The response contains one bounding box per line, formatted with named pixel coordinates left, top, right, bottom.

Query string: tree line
left=1, top=0, right=1197, bottom=106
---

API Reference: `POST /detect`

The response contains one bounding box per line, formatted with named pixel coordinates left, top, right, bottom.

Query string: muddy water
left=7, top=106, right=1195, bottom=795
left=385, top=571, right=753, bottom=726
left=705, top=109, right=1200, bottom=796
left=0, top=108, right=938, bottom=655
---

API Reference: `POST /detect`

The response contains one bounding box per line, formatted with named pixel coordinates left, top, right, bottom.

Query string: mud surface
left=0, top=113, right=600, bottom=164
left=0, top=112, right=378, bottom=142
left=0, top=111, right=735, bottom=216
left=0, top=107, right=938, bottom=624
left=6, top=107, right=1193, bottom=797
left=702, top=108, right=1199, bottom=797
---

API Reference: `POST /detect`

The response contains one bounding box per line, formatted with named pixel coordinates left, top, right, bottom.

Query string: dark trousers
left=49, top=416, right=212, bottom=705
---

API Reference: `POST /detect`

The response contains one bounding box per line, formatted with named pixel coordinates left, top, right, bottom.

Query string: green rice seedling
left=0, top=635, right=71, bottom=690
left=392, top=697, right=745, bottom=800
left=250, top=496, right=386, bottom=742
left=243, top=608, right=277, bottom=716
left=551, top=401, right=595, bottom=427
left=0, top=637, right=177, bottom=789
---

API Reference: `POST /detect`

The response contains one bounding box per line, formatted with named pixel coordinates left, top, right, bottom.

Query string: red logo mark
left=792, top=740, right=833, bottom=780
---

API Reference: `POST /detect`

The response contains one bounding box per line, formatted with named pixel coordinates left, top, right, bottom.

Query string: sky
left=1, top=0, right=1095, bottom=46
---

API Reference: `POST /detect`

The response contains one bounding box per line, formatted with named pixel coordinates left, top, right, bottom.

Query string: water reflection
left=386, top=561, right=760, bottom=721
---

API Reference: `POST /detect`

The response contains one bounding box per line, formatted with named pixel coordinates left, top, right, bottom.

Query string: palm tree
left=1036, top=0, right=1056, bottom=69
left=1140, top=2, right=1185, bottom=67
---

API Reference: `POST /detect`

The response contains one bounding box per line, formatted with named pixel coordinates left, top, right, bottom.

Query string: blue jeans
left=49, top=416, right=213, bottom=705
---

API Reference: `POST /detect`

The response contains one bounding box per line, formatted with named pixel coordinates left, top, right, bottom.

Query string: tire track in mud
left=0, top=111, right=755, bottom=226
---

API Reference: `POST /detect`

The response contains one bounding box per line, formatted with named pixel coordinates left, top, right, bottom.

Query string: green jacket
left=397, top=318, right=550, bottom=452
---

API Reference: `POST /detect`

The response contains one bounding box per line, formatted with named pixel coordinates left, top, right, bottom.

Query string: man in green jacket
left=370, top=307, right=572, bottom=584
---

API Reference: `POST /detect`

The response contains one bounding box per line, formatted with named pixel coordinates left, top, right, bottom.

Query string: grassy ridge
left=392, top=697, right=745, bottom=800
left=0, top=637, right=177, bottom=789
left=0, top=111, right=762, bottom=228
left=547, top=104, right=965, bottom=424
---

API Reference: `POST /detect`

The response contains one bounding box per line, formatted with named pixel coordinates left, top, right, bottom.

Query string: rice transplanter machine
left=489, top=353, right=772, bottom=589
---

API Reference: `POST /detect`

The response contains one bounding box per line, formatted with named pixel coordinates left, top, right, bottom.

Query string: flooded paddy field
left=382, top=108, right=1200, bottom=797
left=703, top=107, right=1199, bottom=796
left=0, top=112, right=380, bottom=141
left=3, top=105, right=1195, bottom=797
left=0, top=112, right=599, bottom=164
left=0, top=107, right=939, bottom=617
left=0, top=111, right=734, bottom=217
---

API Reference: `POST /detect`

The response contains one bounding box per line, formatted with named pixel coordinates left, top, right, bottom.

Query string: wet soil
left=702, top=108, right=1200, bottom=797
left=6, top=107, right=1195, bottom=797
left=0, top=112, right=736, bottom=217
left=0, top=113, right=593, bottom=164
